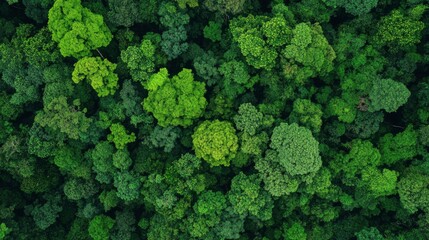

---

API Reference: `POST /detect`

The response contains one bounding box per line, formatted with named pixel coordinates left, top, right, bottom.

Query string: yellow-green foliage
left=192, top=120, right=239, bottom=166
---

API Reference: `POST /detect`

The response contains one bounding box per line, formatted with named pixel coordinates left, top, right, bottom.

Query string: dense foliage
left=0, top=0, right=428, bottom=239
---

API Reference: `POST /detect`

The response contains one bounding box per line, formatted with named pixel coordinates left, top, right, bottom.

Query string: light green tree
left=143, top=68, right=207, bottom=127
left=72, top=57, right=118, bottom=97
left=48, top=0, right=112, bottom=58
left=192, top=120, right=239, bottom=167
left=107, top=123, right=136, bottom=150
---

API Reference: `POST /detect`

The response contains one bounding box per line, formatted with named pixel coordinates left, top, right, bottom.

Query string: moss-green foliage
left=34, top=97, right=92, bottom=140
left=2, top=1, right=429, bottom=239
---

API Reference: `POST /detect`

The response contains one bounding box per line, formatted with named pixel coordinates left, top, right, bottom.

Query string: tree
left=22, top=0, right=54, bottom=23
left=323, top=0, right=379, bottom=16
left=42, top=64, right=74, bottom=106
left=368, top=79, right=410, bottom=113
left=186, top=191, right=227, bottom=238
left=229, top=14, right=280, bottom=70
left=107, top=123, right=136, bottom=150
left=63, top=178, right=98, bottom=201
left=263, top=16, right=292, bottom=47
left=54, top=146, right=91, bottom=179
left=138, top=0, right=160, bottom=23
left=112, top=149, right=132, bottom=170
left=158, top=2, right=190, bottom=60
left=284, top=222, right=307, bottom=240
left=160, top=26, right=189, bottom=60
left=398, top=168, right=429, bottom=214
left=237, top=32, right=278, bottom=70
left=119, top=80, right=146, bottom=118
left=91, top=141, right=114, bottom=172
left=326, top=97, right=357, bottom=123
left=203, top=0, right=246, bottom=15
left=239, top=131, right=269, bottom=156
left=255, top=123, right=322, bottom=197
left=143, top=68, right=207, bottom=127
left=378, top=125, right=417, bottom=165
left=34, top=97, right=92, bottom=140
left=31, top=195, right=63, bottom=230
left=355, top=227, right=384, bottom=240
left=175, top=0, right=198, bottom=8
left=113, top=171, right=141, bottom=201
left=0, top=25, right=60, bottom=105
left=72, top=57, right=119, bottom=97
left=330, top=140, right=381, bottom=181
left=107, top=0, right=140, bottom=27
left=233, top=103, right=263, bottom=136
left=374, top=6, right=426, bottom=49
left=360, top=168, right=397, bottom=197
left=158, top=1, right=189, bottom=28
left=203, top=21, right=222, bottom=42
left=48, top=0, right=112, bottom=58
left=121, top=39, right=156, bottom=83
left=148, top=126, right=180, bottom=152
left=281, top=23, right=336, bottom=83
left=88, top=215, right=115, bottom=240
left=1, top=0, right=429, bottom=238
left=193, top=50, right=220, bottom=86
left=270, top=123, right=322, bottom=176
left=0, top=223, right=10, bottom=240
left=289, top=99, right=323, bottom=133
left=142, top=153, right=207, bottom=223
left=66, top=218, right=91, bottom=240
left=347, top=111, right=384, bottom=138
left=228, top=172, right=274, bottom=221
left=99, top=190, right=119, bottom=211
left=218, top=60, right=255, bottom=98
left=192, top=120, right=239, bottom=167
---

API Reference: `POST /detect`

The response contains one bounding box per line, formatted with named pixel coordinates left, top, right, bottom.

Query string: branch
left=96, top=49, right=104, bottom=59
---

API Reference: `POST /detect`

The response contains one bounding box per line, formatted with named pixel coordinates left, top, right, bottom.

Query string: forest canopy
left=0, top=0, right=428, bottom=239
